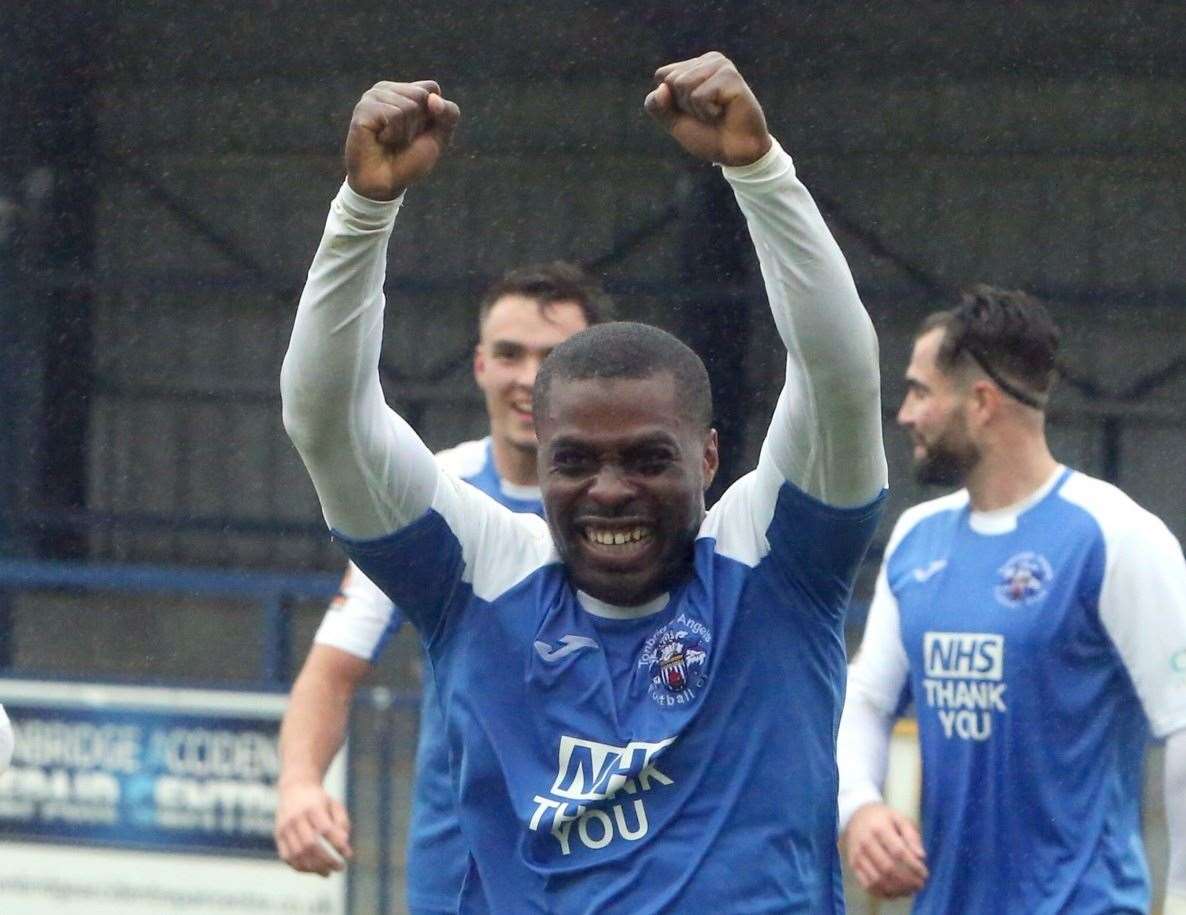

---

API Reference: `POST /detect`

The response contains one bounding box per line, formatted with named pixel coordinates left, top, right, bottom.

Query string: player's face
left=898, top=328, right=981, bottom=486
left=474, top=296, right=589, bottom=455
left=537, top=373, right=719, bottom=606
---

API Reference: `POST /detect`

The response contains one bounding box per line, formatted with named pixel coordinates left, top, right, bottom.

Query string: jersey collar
left=577, top=590, right=670, bottom=620
left=968, top=465, right=1067, bottom=535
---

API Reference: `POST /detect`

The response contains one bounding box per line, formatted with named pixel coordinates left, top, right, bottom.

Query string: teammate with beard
left=282, top=53, right=887, bottom=912
left=837, top=287, right=1186, bottom=914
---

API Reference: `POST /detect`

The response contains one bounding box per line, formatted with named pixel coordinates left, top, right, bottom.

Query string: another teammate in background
left=274, top=263, right=609, bottom=913
left=281, top=53, right=887, bottom=911
left=837, top=287, right=1186, bottom=913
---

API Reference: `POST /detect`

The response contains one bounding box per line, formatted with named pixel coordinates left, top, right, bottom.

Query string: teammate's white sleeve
left=1094, top=507, right=1186, bottom=738
left=1165, top=730, right=1186, bottom=907
left=281, top=182, right=439, bottom=540
left=723, top=141, right=886, bottom=508
left=314, top=562, right=398, bottom=661
left=0, top=703, right=13, bottom=773
left=837, top=556, right=911, bottom=830
left=1086, top=498, right=1186, bottom=909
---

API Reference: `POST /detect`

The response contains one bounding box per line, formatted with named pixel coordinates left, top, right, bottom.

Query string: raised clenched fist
left=345, top=80, right=461, bottom=201
left=644, top=52, right=772, bottom=167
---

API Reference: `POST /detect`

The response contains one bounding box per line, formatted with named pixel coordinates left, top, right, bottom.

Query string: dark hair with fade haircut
left=534, top=321, right=713, bottom=430
left=478, top=261, right=613, bottom=329
left=919, top=284, right=1061, bottom=410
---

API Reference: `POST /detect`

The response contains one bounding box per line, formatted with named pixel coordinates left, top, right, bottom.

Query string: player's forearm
left=283, top=182, right=399, bottom=439
left=1165, top=730, right=1186, bottom=903
left=281, top=184, right=438, bottom=538
left=723, top=141, right=879, bottom=405
left=278, top=666, right=357, bottom=787
left=723, top=142, right=886, bottom=505
left=836, top=686, right=895, bottom=831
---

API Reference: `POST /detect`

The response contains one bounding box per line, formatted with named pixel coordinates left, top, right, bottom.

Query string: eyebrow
left=548, top=431, right=682, bottom=452
left=489, top=339, right=553, bottom=355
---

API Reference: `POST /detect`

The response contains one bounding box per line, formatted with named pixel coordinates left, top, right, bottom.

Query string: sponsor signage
left=0, top=679, right=346, bottom=915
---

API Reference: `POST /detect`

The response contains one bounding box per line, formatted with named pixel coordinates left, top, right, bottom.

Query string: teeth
left=585, top=527, right=650, bottom=546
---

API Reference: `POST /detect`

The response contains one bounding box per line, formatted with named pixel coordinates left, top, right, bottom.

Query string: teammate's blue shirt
left=343, top=467, right=884, bottom=913
left=848, top=468, right=1186, bottom=914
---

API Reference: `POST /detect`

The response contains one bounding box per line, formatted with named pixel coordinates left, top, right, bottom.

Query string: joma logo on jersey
left=550, top=736, right=674, bottom=801
left=924, top=632, right=1004, bottom=680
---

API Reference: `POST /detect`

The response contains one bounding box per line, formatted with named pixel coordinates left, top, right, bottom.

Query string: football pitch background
left=1, top=2, right=1184, bottom=912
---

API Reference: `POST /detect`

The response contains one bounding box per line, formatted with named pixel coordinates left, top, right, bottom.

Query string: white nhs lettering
left=924, top=632, right=1003, bottom=680
left=531, top=735, right=675, bottom=856
left=550, top=736, right=674, bottom=801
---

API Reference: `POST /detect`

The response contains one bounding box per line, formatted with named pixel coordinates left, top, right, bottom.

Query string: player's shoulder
left=1056, top=469, right=1176, bottom=546
left=433, top=437, right=490, bottom=478
left=885, top=489, right=969, bottom=559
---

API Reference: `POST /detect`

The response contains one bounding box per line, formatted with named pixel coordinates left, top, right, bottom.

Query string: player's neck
left=491, top=436, right=538, bottom=487
left=966, top=436, right=1059, bottom=513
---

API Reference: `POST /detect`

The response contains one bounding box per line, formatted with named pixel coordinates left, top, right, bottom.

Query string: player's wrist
left=837, top=786, right=884, bottom=832
left=720, top=137, right=788, bottom=184
left=336, top=179, right=404, bottom=225
left=277, top=767, right=326, bottom=791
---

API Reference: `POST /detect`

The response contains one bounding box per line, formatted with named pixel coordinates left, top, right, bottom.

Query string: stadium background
left=0, top=2, right=1183, bottom=911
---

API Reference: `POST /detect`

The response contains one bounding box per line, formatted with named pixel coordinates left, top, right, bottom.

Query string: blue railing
left=0, top=557, right=339, bottom=684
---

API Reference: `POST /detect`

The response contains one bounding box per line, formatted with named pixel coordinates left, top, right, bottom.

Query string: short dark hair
left=478, top=261, right=613, bottom=330
left=535, top=322, right=713, bottom=430
left=920, top=285, right=1060, bottom=409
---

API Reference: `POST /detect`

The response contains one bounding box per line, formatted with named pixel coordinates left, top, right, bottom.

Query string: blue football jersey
left=341, top=448, right=885, bottom=913
left=316, top=438, right=543, bottom=914
left=848, top=468, right=1186, bottom=914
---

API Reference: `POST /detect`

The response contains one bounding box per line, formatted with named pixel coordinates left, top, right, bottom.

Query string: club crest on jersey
left=638, top=614, right=711, bottom=706
left=994, top=551, right=1053, bottom=607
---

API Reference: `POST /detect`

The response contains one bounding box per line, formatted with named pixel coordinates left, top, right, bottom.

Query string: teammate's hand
left=345, top=80, right=461, bottom=201
left=644, top=52, right=772, bottom=167
left=841, top=801, right=928, bottom=899
left=274, top=780, right=353, bottom=877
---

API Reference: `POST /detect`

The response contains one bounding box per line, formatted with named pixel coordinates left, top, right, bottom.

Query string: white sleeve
left=0, top=703, right=13, bottom=773
left=314, top=562, right=398, bottom=661
left=1166, top=730, right=1186, bottom=902
left=1096, top=509, right=1186, bottom=738
left=722, top=140, right=887, bottom=508
left=837, top=559, right=911, bottom=828
left=281, top=182, right=441, bottom=539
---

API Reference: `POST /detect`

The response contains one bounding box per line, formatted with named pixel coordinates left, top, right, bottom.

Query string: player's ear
left=970, top=379, right=1001, bottom=425
left=701, top=429, right=720, bottom=490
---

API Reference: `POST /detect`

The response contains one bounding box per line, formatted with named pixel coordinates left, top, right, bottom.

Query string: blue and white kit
left=283, top=140, right=888, bottom=912
left=840, top=467, right=1186, bottom=914
left=315, top=438, right=542, bottom=914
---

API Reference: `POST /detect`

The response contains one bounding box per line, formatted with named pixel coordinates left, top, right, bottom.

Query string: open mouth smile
left=582, top=525, right=654, bottom=547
